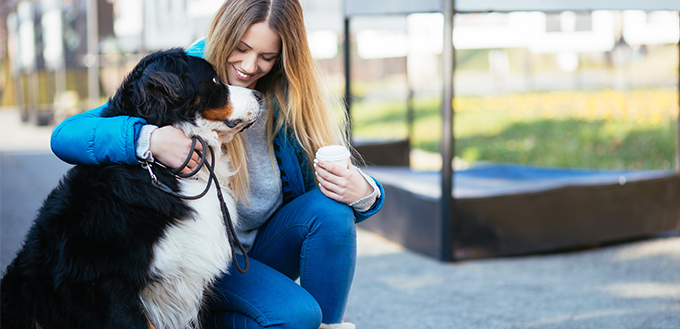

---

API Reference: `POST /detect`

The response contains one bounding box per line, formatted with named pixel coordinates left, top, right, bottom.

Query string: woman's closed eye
left=262, top=55, right=277, bottom=62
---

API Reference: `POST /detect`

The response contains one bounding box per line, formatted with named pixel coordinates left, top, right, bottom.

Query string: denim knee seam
left=298, top=221, right=322, bottom=290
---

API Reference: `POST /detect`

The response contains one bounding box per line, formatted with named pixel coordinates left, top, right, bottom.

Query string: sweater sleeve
left=349, top=166, right=381, bottom=212
left=50, top=103, right=147, bottom=165
left=353, top=177, right=385, bottom=224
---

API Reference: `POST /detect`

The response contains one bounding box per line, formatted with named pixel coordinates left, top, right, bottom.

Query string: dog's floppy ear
left=133, top=61, right=188, bottom=125
left=105, top=49, right=196, bottom=126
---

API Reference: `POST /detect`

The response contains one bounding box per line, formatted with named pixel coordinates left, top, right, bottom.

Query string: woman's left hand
left=314, top=159, right=373, bottom=204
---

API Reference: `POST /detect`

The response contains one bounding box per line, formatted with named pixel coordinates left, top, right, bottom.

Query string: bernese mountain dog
left=1, top=48, right=263, bottom=329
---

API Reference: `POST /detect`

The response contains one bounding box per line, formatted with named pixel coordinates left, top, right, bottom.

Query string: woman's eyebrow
left=240, top=41, right=279, bottom=56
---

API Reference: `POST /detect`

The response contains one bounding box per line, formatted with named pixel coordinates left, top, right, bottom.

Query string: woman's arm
left=50, top=103, right=147, bottom=165
left=51, top=103, right=204, bottom=173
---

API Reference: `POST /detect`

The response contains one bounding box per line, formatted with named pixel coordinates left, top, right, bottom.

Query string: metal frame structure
left=343, top=0, right=680, bottom=261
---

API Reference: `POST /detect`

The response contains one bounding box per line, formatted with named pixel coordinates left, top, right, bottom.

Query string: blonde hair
left=204, top=0, right=348, bottom=201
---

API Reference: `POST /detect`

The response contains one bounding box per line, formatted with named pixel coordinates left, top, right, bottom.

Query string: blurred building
left=1, top=0, right=348, bottom=123
left=352, top=10, right=679, bottom=95
left=1, top=0, right=678, bottom=123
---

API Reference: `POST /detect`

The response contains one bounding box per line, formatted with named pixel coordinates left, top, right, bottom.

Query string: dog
left=1, top=48, right=263, bottom=329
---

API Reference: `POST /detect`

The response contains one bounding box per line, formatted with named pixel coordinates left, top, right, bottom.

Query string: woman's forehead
left=240, top=22, right=281, bottom=53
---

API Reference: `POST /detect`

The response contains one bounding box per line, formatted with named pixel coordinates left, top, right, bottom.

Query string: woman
left=50, top=0, right=383, bottom=328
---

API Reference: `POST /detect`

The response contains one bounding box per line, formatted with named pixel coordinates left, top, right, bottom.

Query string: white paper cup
left=315, top=145, right=350, bottom=169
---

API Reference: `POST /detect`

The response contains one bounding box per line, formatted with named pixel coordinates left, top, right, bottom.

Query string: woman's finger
left=315, top=160, right=348, bottom=184
left=317, top=177, right=344, bottom=201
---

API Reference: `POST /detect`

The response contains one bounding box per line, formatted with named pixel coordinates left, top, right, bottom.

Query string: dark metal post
left=344, top=17, right=353, bottom=140
left=677, top=13, right=680, bottom=173
left=440, top=0, right=455, bottom=262
left=405, top=50, right=414, bottom=143
left=407, top=87, right=415, bottom=144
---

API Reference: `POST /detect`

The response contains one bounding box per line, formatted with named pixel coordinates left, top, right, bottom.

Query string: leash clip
left=142, top=161, right=175, bottom=194
left=141, top=161, right=158, bottom=183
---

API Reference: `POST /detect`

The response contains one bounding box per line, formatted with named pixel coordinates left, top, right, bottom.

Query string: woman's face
left=226, top=22, right=281, bottom=89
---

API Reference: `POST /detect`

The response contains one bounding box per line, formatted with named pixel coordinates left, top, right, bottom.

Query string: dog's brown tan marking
left=203, top=104, right=234, bottom=121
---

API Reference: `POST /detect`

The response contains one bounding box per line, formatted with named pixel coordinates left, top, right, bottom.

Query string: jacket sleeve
left=50, top=103, right=147, bottom=165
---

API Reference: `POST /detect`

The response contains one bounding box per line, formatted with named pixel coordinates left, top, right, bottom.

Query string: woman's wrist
left=349, top=168, right=381, bottom=212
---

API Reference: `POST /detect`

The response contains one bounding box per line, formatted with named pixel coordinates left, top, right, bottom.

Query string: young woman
left=50, top=0, right=383, bottom=328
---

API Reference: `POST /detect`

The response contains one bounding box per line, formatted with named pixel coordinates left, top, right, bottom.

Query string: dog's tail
left=1, top=263, right=36, bottom=329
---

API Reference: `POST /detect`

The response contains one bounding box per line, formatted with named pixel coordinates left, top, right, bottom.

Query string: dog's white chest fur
left=141, top=151, right=235, bottom=329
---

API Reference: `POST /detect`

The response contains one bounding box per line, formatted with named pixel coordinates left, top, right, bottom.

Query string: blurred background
left=0, top=0, right=678, bottom=171
left=2, top=3, right=680, bottom=325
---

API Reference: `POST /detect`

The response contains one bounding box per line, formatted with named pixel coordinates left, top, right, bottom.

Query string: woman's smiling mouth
left=234, top=67, right=253, bottom=80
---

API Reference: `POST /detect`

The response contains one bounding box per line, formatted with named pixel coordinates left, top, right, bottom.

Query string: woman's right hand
left=149, top=126, right=203, bottom=175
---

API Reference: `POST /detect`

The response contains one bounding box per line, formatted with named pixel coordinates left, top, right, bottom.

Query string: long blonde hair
left=204, top=0, right=348, bottom=200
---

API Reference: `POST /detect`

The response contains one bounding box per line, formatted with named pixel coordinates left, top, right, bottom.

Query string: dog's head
left=105, top=48, right=263, bottom=144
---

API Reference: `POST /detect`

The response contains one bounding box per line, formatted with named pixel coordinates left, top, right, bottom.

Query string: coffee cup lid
left=315, top=145, right=350, bottom=161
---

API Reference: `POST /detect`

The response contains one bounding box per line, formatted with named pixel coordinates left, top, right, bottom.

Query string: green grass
left=351, top=88, right=678, bottom=170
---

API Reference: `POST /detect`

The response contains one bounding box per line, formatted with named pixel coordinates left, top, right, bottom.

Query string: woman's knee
left=304, top=189, right=355, bottom=233
left=299, top=191, right=357, bottom=265
left=258, top=289, right=322, bottom=329
left=282, top=294, right=323, bottom=329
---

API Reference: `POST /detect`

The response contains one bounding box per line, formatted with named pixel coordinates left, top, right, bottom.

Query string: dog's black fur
left=1, top=49, right=242, bottom=329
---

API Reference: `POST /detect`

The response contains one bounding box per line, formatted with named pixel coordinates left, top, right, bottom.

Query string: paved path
left=1, top=108, right=679, bottom=328
left=348, top=232, right=680, bottom=328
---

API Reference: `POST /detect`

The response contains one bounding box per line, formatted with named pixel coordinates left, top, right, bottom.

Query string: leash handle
left=144, top=137, right=212, bottom=200
left=171, top=137, right=205, bottom=178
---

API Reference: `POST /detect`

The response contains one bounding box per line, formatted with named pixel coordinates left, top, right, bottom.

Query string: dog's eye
left=212, top=77, right=220, bottom=84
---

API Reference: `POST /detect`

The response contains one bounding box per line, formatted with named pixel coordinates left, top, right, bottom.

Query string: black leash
left=142, top=136, right=249, bottom=273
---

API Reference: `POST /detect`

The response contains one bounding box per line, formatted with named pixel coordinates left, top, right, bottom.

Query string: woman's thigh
left=208, top=254, right=322, bottom=329
left=248, top=189, right=356, bottom=280
left=248, top=189, right=356, bottom=324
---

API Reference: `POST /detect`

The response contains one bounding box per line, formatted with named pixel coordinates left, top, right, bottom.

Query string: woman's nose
left=241, top=54, right=257, bottom=74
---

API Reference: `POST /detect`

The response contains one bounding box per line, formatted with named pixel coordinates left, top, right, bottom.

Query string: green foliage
left=351, top=88, right=678, bottom=170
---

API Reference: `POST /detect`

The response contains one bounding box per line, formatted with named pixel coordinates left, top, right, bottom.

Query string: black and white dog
left=1, top=49, right=262, bottom=329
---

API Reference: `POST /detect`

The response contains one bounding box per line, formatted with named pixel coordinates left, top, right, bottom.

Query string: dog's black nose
left=226, top=119, right=243, bottom=128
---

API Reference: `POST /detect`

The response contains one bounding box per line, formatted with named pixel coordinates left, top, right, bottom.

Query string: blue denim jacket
left=50, top=40, right=383, bottom=222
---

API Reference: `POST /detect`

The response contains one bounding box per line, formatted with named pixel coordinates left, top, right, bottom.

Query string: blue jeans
left=205, top=189, right=357, bottom=329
